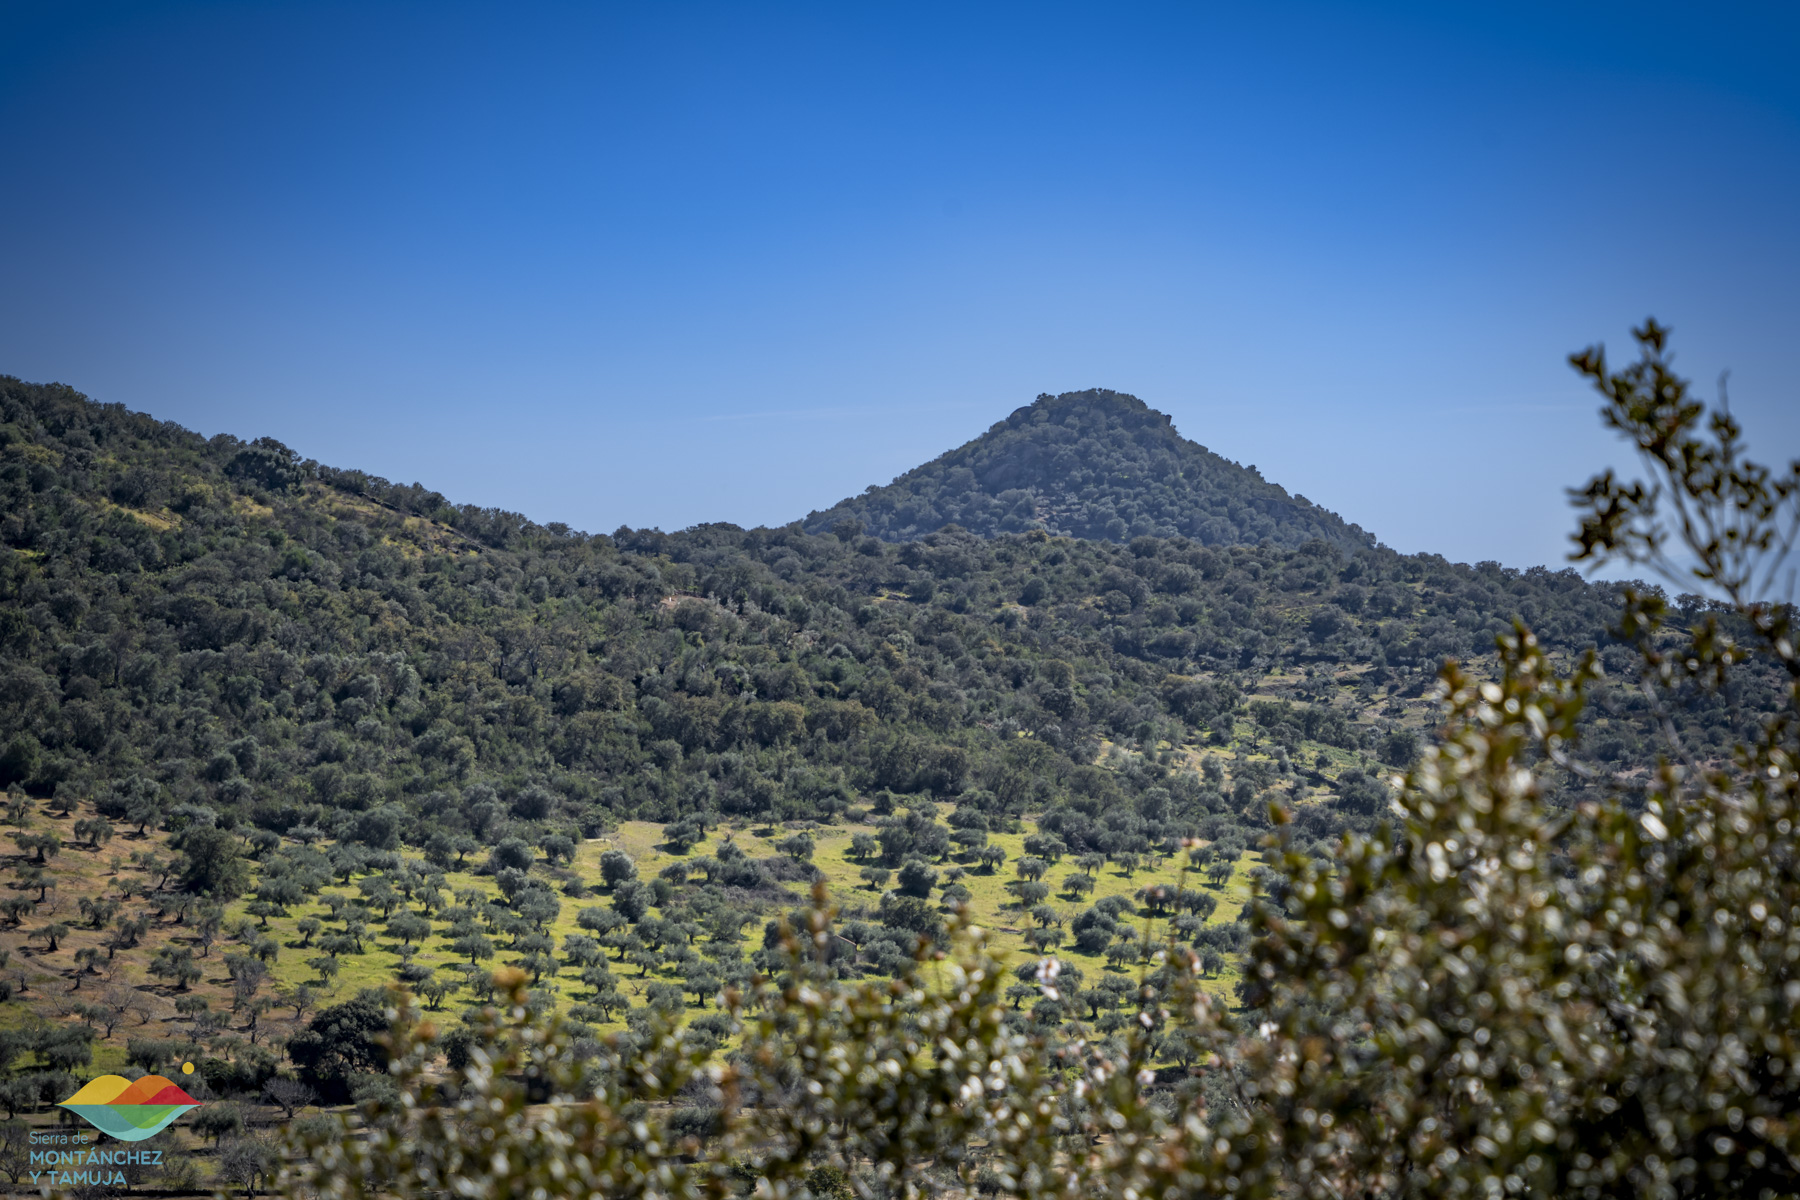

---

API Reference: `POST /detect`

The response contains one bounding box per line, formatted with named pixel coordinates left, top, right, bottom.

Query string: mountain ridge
left=803, top=388, right=1375, bottom=552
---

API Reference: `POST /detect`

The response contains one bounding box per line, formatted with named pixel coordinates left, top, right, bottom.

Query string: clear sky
left=3, top=1, right=1796, bottom=569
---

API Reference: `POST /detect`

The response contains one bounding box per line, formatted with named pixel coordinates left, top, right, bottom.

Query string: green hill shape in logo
left=59, top=1075, right=201, bottom=1141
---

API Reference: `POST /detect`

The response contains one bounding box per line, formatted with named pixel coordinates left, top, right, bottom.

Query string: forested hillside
left=803, top=388, right=1375, bottom=549
left=0, top=376, right=1771, bottom=855
left=0, top=369, right=1791, bottom=1190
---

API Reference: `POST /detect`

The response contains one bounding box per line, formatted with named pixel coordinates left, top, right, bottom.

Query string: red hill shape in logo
left=59, top=1075, right=201, bottom=1141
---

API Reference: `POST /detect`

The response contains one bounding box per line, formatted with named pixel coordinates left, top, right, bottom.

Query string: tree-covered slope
left=0, top=368, right=1788, bottom=1143
left=1, top=374, right=1769, bottom=859
left=802, top=388, right=1376, bottom=550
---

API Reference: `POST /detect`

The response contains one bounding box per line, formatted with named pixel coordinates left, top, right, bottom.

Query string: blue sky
left=3, top=2, right=1796, bottom=569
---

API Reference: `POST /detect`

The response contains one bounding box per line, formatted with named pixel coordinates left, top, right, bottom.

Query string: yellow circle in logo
left=181, top=1062, right=195, bottom=1075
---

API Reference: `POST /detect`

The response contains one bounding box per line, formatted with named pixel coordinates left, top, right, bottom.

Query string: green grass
left=222, top=808, right=1261, bottom=1042
left=0, top=788, right=1297, bottom=1077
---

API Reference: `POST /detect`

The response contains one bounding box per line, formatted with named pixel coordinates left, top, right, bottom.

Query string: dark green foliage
left=1330, top=768, right=1387, bottom=816
left=0, top=372, right=1767, bottom=870
left=877, top=891, right=940, bottom=941
left=347, top=806, right=402, bottom=849
left=611, top=880, right=651, bottom=922
left=598, top=849, right=638, bottom=888
left=190, top=1100, right=246, bottom=1144
left=27, top=1026, right=92, bottom=1075
left=661, top=819, right=702, bottom=852
left=226, top=438, right=306, bottom=493
left=174, top=824, right=251, bottom=898
left=0, top=737, right=37, bottom=789
left=285, top=995, right=389, bottom=1103
left=804, top=388, right=1374, bottom=549
left=489, top=838, right=535, bottom=874
left=195, top=1049, right=277, bottom=1098
left=894, top=858, right=937, bottom=898
left=440, top=1026, right=475, bottom=1073
left=126, top=1037, right=202, bottom=1074
left=1378, top=727, right=1416, bottom=767
left=667, top=1105, right=723, bottom=1141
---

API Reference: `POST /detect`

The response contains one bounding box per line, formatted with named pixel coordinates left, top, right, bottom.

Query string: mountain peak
left=804, top=388, right=1374, bottom=550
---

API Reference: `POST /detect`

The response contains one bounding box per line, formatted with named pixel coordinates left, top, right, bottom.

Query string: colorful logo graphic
left=58, top=1074, right=201, bottom=1141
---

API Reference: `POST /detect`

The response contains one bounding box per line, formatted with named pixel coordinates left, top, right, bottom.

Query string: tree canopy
left=804, top=388, right=1375, bottom=549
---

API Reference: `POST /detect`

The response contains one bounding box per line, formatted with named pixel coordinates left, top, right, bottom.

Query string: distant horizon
left=15, top=368, right=1671, bottom=583
left=4, top=2, right=1796, bottom=572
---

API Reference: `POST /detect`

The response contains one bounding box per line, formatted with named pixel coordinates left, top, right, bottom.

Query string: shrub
left=285, top=995, right=389, bottom=1103
left=666, top=1106, right=722, bottom=1142
left=488, top=838, right=535, bottom=874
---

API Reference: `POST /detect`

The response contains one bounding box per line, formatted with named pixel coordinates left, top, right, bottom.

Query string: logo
left=58, top=1074, right=201, bottom=1141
